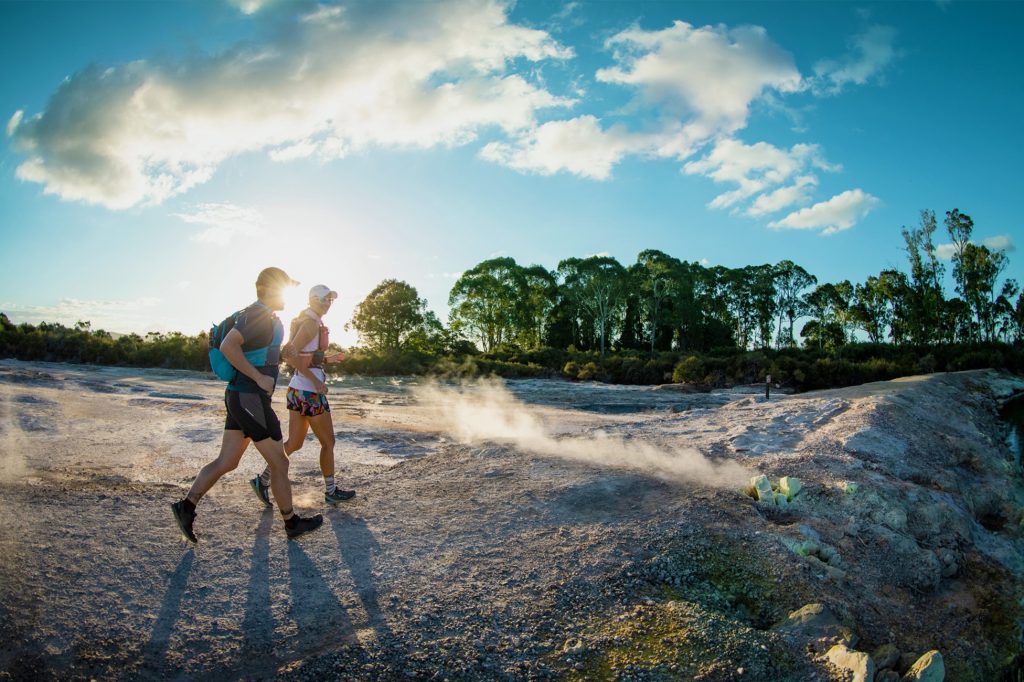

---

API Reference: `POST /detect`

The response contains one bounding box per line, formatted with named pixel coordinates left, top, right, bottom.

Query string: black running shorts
left=224, top=390, right=283, bottom=442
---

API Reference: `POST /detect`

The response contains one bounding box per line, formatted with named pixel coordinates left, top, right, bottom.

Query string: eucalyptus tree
left=773, top=260, right=816, bottom=348
left=557, top=255, right=627, bottom=357
left=995, top=280, right=1021, bottom=342
left=876, top=269, right=911, bottom=345
left=634, top=249, right=683, bottom=354
left=851, top=275, right=890, bottom=343
left=520, top=264, right=559, bottom=349
left=959, top=243, right=1008, bottom=341
left=946, top=208, right=974, bottom=293
left=722, top=265, right=776, bottom=349
left=694, top=265, right=736, bottom=349
left=349, top=279, right=428, bottom=352
left=448, top=257, right=527, bottom=351
left=901, top=209, right=946, bottom=344
left=802, top=282, right=849, bottom=351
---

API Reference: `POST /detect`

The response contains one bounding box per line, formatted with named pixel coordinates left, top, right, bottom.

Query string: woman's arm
left=284, top=318, right=327, bottom=392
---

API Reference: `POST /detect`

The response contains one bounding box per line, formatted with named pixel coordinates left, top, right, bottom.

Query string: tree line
left=2, top=207, right=1021, bottom=389
left=350, top=208, right=1022, bottom=356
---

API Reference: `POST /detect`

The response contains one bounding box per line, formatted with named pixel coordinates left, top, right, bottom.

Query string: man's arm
left=221, top=328, right=274, bottom=394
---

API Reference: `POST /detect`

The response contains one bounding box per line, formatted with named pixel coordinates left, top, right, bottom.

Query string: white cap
left=309, top=284, right=338, bottom=303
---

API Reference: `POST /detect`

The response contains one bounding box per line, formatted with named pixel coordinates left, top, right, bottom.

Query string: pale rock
left=772, top=603, right=856, bottom=652
left=902, top=650, right=944, bottom=681
left=780, top=476, right=802, bottom=499
left=882, top=507, right=909, bottom=531
left=774, top=492, right=789, bottom=509
left=826, top=643, right=876, bottom=682
left=751, top=475, right=774, bottom=502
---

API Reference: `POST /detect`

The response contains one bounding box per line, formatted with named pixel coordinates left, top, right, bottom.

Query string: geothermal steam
left=414, top=379, right=748, bottom=487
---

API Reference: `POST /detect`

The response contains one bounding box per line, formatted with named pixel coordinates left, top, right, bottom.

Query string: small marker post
left=765, top=374, right=771, bottom=400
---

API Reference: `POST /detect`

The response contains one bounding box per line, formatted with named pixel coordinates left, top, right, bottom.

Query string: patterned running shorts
left=286, top=387, right=331, bottom=417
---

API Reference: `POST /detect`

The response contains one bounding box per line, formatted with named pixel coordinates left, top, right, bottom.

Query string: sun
left=282, top=283, right=309, bottom=321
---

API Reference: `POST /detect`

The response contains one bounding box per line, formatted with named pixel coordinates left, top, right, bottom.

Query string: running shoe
left=250, top=476, right=272, bottom=507
left=171, top=500, right=197, bottom=543
left=285, top=513, right=324, bottom=539
left=325, top=488, right=356, bottom=504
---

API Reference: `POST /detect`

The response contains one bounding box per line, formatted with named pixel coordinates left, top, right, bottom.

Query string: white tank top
left=288, top=309, right=327, bottom=393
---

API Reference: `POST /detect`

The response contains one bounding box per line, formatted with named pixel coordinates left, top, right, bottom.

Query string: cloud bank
left=6, top=3, right=896, bottom=234
left=7, top=0, right=572, bottom=209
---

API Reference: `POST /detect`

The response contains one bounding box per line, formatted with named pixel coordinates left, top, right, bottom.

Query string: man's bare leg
left=187, top=429, right=250, bottom=504
left=172, top=429, right=249, bottom=543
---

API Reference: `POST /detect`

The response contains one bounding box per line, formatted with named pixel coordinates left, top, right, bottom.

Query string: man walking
left=171, top=267, right=323, bottom=542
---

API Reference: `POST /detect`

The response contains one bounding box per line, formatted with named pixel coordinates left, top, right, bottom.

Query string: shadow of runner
left=240, top=509, right=278, bottom=671
left=136, top=548, right=194, bottom=677
left=286, top=541, right=359, bottom=654
left=329, top=514, right=395, bottom=644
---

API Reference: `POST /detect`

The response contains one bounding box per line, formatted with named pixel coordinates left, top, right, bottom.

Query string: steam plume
left=414, top=379, right=748, bottom=487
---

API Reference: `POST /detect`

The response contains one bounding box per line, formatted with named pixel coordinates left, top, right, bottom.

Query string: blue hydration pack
left=208, top=306, right=286, bottom=382
left=208, top=311, right=242, bottom=381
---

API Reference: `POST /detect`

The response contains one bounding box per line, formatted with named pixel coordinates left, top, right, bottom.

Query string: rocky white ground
left=0, top=359, right=1022, bottom=681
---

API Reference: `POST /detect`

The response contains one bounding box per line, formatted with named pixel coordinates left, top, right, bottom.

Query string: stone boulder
left=902, top=650, right=944, bottom=681
left=772, top=603, right=856, bottom=653
left=826, top=643, right=876, bottom=682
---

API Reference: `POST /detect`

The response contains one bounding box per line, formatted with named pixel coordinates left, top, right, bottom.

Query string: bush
left=672, top=356, right=703, bottom=384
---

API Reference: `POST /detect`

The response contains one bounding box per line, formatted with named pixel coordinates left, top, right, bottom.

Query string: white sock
left=259, top=468, right=271, bottom=486
left=324, top=475, right=336, bottom=494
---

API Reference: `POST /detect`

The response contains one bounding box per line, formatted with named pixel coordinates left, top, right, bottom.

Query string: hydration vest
left=208, top=304, right=284, bottom=381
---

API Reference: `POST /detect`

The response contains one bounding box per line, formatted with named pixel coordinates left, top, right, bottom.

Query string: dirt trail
left=0, top=360, right=1022, bottom=681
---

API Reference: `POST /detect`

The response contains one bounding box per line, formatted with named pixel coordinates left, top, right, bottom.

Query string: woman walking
left=250, top=284, right=356, bottom=506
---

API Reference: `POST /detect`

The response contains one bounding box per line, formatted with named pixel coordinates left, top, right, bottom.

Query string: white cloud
left=485, top=20, right=804, bottom=181
left=684, top=139, right=837, bottom=213
left=480, top=115, right=649, bottom=179
left=597, top=21, right=803, bottom=137
left=226, top=0, right=277, bottom=15
left=1, top=297, right=163, bottom=333
left=768, top=189, right=879, bottom=235
left=745, top=175, right=818, bottom=217
left=7, top=0, right=572, bottom=209
left=6, top=110, right=22, bottom=137
left=812, top=25, right=899, bottom=95
left=982, top=235, right=1016, bottom=253
left=936, top=235, right=1017, bottom=260
left=935, top=243, right=958, bottom=261
left=176, top=202, right=265, bottom=245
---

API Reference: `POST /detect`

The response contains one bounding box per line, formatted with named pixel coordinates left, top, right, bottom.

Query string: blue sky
left=1, top=0, right=1021, bottom=345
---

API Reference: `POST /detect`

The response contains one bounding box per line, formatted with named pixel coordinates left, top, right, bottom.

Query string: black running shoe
left=250, top=476, right=272, bottom=507
left=171, top=500, right=197, bottom=543
left=285, top=513, right=324, bottom=539
left=325, top=488, right=356, bottom=504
